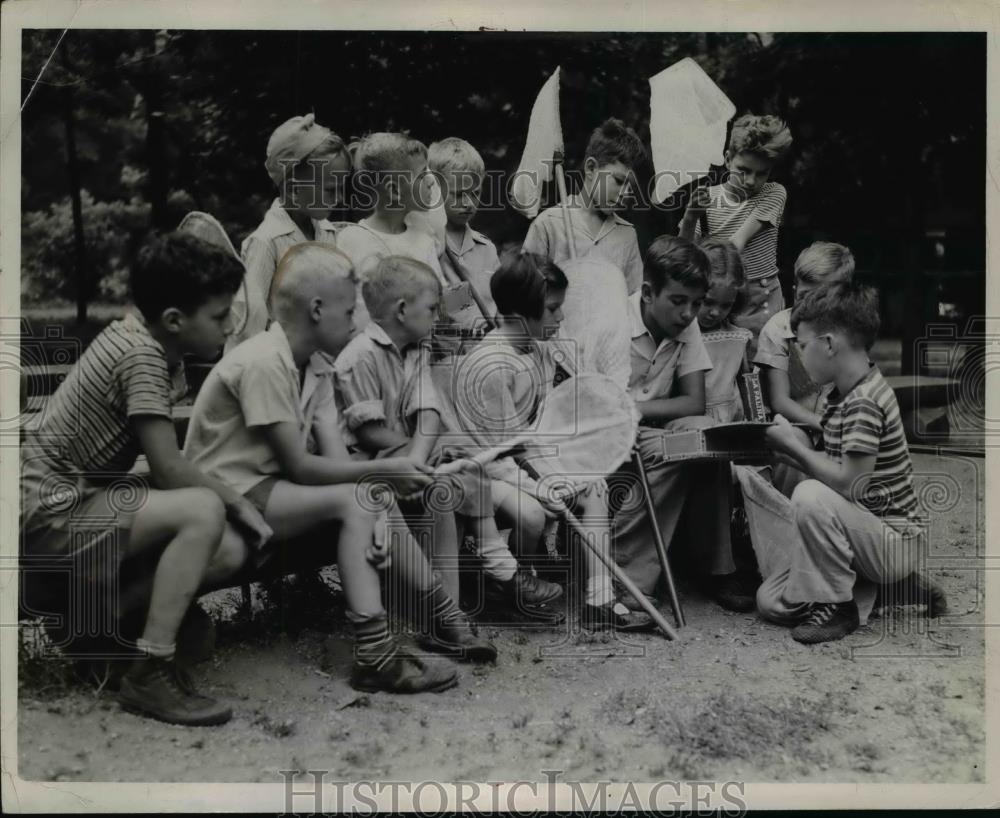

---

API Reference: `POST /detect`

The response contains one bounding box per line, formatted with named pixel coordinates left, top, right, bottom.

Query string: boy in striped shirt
left=680, top=114, right=793, bottom=339
left=20, top=233, right=272, bottom=725
left=761, top=282, right=943, bottom=643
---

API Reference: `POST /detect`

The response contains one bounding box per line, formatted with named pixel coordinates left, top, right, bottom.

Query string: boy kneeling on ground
left=761, top=281, right=945, bottom=643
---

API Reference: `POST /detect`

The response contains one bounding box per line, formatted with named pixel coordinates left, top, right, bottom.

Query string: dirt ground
left=16, top=453, right=985, bottom=785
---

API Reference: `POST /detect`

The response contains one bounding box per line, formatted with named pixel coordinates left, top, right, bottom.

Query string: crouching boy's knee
left=790, top=479, right=835, bottom=525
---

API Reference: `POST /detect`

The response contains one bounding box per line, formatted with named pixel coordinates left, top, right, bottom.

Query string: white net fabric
left=557, top=257, right=631, bottom=390
left=520, top=372, right=640, bottom=489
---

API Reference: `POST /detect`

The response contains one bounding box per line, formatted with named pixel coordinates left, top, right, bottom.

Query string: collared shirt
left=183, top=322, right=339, bottom=495
left=627, top=291, right=713, bottom=403
left=439, top=225, right=499, bottom=329
left=521, top=196, right=644, bottom=295
left=334, top=219, right=446, bottom=333
left=22, top=312, right=186, bottom=516
left=754, top=308, right=827, bottom=410
left=228, top=198, right=341, bottom=349
left=333, top=321, right=441, bottom=451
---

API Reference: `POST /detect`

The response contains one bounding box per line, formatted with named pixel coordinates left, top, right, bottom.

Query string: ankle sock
left=418, top=579, right=465, bottom=629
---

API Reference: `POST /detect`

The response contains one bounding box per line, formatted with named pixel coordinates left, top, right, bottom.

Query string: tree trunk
left=62, top=86, right=89, bottom=325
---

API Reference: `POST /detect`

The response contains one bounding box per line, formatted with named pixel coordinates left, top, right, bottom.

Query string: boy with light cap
left=185, top=243, right=497, bottom=692
left=227, top=114, right=352, bottom=349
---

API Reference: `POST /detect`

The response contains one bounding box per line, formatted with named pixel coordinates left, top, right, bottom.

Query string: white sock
left=585, top=576, right=614, bottom=607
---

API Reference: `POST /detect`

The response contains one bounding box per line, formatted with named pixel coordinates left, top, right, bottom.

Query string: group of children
left=20, top=108, right=943, bottom=729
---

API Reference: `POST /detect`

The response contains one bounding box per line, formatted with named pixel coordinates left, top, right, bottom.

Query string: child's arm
left=135, top=416, right=273, bottom=548
left=729, top=184, right=786, bottom=253
left=354, top=422, right=412, bottom=456
left=763, top=365, right=823, bottom=432
left=520, top=214, right=551, bottom=258
left=765, top=415, right=876, bottom=500
left=234, top=235, right=278, bottom=345
left=678, top=185, right=709, bottom=241
left=336, top=350, right=408, bottom=456
left=637, top=370, right=706, bottom=423
left=262, top=420, right=431, bottom=495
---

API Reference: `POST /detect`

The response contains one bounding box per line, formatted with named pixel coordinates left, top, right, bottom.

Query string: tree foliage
left=20, top=30, right=985, bottom=336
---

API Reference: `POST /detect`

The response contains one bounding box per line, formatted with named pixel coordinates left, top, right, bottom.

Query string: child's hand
left=365, top=539, right=392, bottom=571
left=636, top=427, right=665, bottom=463
left=537, top=491, right=569, bottom=519
left=765, top=414, right=804, bottom=455
left=228, top=498, right=273, bottom=551
left=685, top=185, right=710, bottom=218
left=380, top=457, right=434, bottom=498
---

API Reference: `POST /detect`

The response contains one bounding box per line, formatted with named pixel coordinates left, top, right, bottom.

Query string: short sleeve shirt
left=183, top=322, right=338, bottom=495
left=755, top=308, right=828, bottom=410
left=627, top=291, right=713, bottom=402
left=820, top=365, right=921, bottom=528
left=440, top=226, right=500, bottom=329
left=333, top=322, right=441, bottom=451
left=334, top=220, right=446, bottom=332
left=522, top=196, right=644, bottom=295
left=695, top=182, right=786, bottom=282
left=24, top=312, right=184, bottom=483
left=229, top=198, right=341, bottom=349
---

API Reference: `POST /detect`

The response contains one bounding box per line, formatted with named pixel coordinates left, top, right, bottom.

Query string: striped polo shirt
left=25, top=312, right=185, bottom=482
left=819, top=364, right=920, bottom=527
left=695, top=181, right=786, bottom=282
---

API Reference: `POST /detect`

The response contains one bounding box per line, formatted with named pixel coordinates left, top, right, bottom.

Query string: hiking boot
left=176, top=602, right=216, bottom=666
left=119, top=656, right=232, bottom=726
left=791, top=601, right=860, bottom=644
left=418, top=613, right=498, bottom=664
left=704, top=571, right=759, bottom=613
left=349, top=653, right=459, bottom=694
left=580, top=600, right=657, bottom=633
left=485, top=569, right=564, bottom=614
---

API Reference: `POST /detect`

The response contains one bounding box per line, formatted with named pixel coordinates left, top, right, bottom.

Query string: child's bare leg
left=493, top=483, right=547, bottom=557
left=263, top=482, right=383, bottom=617
left=126, top=488, right=226, bottom=650
left=265, top=482, right=462, bottom=685
left=572, top=487, right=614, bottom=607
left=117, top=488, right=232, bottom=725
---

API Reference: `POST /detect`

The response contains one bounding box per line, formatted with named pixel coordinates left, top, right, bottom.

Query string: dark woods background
left=21, top=30, right=985, bottom=373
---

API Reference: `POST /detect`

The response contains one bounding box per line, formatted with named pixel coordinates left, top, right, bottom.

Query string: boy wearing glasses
left=759, top=282, right=943, bottom=644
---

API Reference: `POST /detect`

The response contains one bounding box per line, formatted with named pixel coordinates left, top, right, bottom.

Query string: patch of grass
left=657, top=690, right=838, bottom=770
left=18, top=621, right=86, bottom=701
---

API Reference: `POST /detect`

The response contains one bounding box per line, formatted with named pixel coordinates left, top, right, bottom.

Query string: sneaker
left=791, top=601, right=860, bottom=644
left=119, top=656, right=232, bottom=726
left=485, top=569, right=564, bottom=614
left=176, top=602, right=216, bottom=666
left=418, top=614, right=498, bottom=664
left=349, top=653, right=459, bottom=694
left=580, top=600, right=657, bottom=633
left=705, top=571, right=759, bottom=613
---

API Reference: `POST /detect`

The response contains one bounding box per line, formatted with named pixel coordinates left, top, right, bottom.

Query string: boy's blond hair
left=793, top=241, right=856, bottom=285
left=362, top=255, right=441, bottom=319
left=727, top=114, right=793, bottom=164
left=270, top=243, right=356, bottom=322
left=355, top=132, right=427, bottom=174
left=428, top=137, right=485, bottom=178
